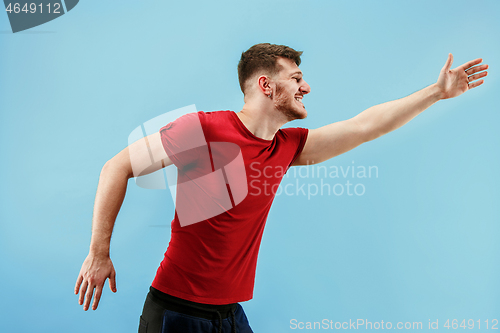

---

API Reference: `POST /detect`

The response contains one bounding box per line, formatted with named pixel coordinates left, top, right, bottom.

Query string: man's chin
left=288, top=107, right=307, bottom=121
left=298, top=108, right=307, bottom=119
left=276, top=102, right=307, bottom=121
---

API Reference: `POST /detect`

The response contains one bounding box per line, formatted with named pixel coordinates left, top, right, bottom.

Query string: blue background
left=1, top=1, right=499, bottom=332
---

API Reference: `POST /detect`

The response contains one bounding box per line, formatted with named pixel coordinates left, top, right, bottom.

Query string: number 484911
left=443, top=319, right=498, bottom=330
left=5, top=3, right=62, bottom=14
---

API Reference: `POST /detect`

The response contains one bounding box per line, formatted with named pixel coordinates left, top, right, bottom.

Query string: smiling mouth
left=295, top=97, right=304, bottom=106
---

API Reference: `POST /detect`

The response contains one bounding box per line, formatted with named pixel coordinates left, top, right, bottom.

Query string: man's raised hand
left=74, top=254, right=117, bottom=311
left=436, top=53, right=488, bottom=100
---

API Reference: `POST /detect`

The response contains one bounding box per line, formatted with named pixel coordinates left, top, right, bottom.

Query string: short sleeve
left=159, top=112, right=209, bottom=169
left=282, top=127, right=309, bottom=168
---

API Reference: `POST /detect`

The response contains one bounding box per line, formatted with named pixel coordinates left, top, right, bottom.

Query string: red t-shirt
left=151, top=110, right=308, bottom=304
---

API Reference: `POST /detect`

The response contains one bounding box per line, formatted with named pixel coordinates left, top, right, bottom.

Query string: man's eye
left=294, top=77, right=301, bottom=82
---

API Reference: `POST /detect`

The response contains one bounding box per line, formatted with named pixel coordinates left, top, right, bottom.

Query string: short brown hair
left=237, top=43, right=303, bottom=94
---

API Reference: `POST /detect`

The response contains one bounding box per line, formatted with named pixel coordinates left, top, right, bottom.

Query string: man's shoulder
left=172, top=110, right=233, bottom=128
left=199, top=110, right=234, bottom=119
left=198, top=110, right=235, bottom=127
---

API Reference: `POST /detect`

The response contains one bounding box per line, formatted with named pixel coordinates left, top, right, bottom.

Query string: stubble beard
left=273, top=82, right=307, bottom=121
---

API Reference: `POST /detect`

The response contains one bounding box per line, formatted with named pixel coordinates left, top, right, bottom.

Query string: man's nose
left=300, top=80, right=311, bottom=95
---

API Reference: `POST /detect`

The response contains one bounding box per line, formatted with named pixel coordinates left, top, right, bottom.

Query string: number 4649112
left=5, top=3, right=62, bottom=14
left=443, top=319, right=498, bottom=330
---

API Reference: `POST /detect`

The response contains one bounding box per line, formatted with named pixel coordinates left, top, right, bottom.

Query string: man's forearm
left=354, top=83, right=443, bottom=142
left=89, top=159, right=130, bottom=256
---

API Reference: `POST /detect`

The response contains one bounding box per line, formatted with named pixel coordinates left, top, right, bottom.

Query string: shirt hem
left=151, top=280, right=253, bottom=305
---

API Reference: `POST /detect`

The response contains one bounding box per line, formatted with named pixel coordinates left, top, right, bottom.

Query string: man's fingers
left=109, top=270, right=117, bottom=293
left=92, top=285, right=103, bottom=310
left=79, top=280, right=88, bottom=305
left=466, top=64, right=488, bottom=75
left=441, top=53, right=453, bottom=72
left=468, top=79, right=484, bottom=89
left=75, top=275, right=83, bottom=294
left=84, top=283, right=95, bottom=311
left=458, top=58, right=483, bottom=71
left=468, top=71, right=488, bottom=82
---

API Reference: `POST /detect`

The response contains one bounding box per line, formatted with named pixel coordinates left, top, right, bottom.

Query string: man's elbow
left=102, top=153, right=134, bottom=180
left=350, top=117, right=374, bottom=143
left=353, top=115, right=393, bottom=143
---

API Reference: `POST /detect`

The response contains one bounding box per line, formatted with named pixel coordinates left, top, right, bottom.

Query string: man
left=75, top=43, right=488, bottom=332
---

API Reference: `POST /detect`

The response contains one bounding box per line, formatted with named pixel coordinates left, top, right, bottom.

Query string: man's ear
left=258, top=75, right=273, bottom=96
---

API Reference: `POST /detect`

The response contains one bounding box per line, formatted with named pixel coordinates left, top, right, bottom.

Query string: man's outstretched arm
left=293, top=54, right=488, bottom=165
left=74, top=132, right=172, bottom=311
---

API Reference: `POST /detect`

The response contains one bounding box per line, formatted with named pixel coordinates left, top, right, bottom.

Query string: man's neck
left=236, top=103, right=289, bottom=141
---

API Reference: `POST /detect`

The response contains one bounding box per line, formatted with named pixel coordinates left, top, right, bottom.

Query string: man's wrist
left=89, top=241, right=110, bottom=257
left=429, top=83, right=445, bottom=101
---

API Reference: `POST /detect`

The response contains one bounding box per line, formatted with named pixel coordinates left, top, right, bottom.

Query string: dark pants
left=139, top=287, right=254, bottom=333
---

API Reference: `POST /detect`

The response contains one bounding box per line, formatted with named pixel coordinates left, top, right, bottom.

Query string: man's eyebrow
left=290, top=71, right=303, bottom=76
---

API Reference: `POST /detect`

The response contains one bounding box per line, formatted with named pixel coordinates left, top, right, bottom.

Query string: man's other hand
left=74, top=254, right=117, bottom=311
left=437, top=53, right=488, bottom=99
